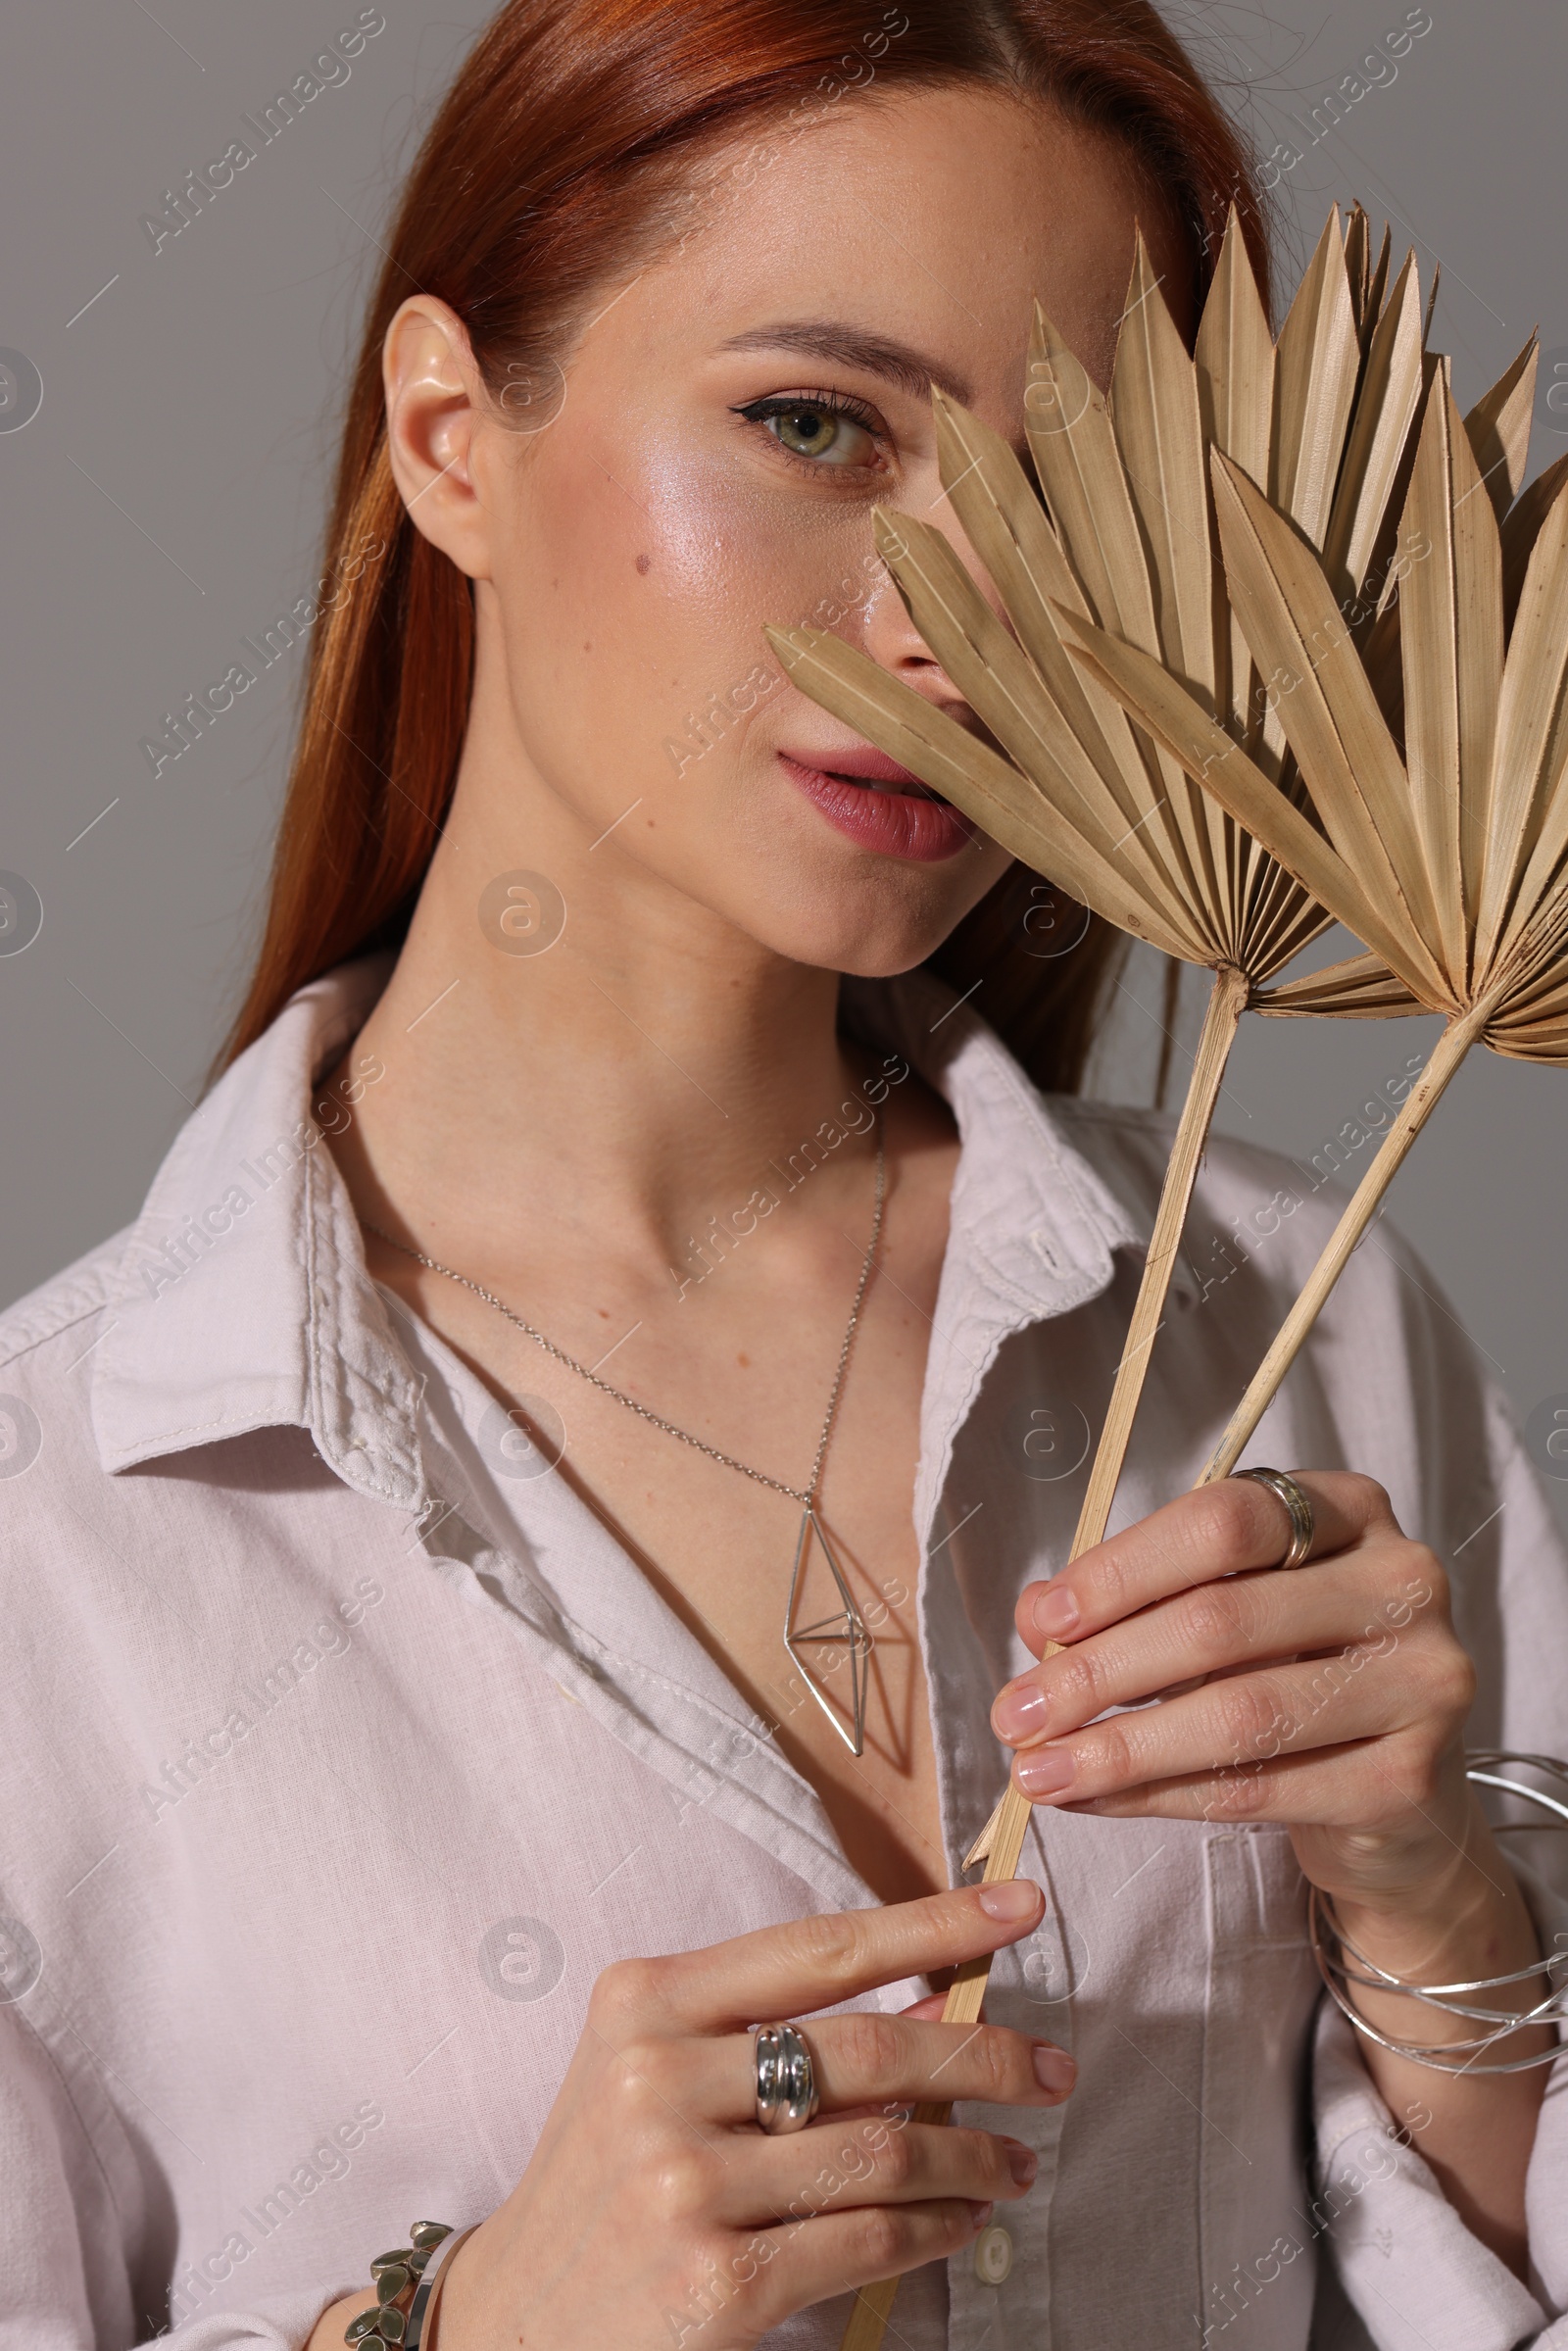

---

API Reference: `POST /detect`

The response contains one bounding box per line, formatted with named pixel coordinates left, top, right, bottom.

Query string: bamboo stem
left=1199, top=1002, right=1485, bottom=1482
left=838, top=964, right=1250, bottom=2351
left=1071, top=963, right=1252, bottom=1555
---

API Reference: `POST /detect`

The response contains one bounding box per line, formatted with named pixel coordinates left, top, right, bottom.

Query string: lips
left=777, top=748, right=979, bottom=863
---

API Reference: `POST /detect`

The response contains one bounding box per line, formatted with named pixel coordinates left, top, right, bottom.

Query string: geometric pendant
left=783, top=1506, right=873, bottom=1757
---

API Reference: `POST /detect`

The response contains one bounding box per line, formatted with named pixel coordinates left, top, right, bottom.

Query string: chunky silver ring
left=754, top=2022, right=819, bottom=2134
left=1234, top=1467, right=1316, bottom=1570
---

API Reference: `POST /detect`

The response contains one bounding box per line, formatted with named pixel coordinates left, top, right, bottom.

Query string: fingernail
left=977, top=1879, right=1040, bottom=1921
left=1015, top=1745, right=1076, bottom=1799
left=1032, top=1584, right=1079, bottom=1640
left=991, top=1681, right=1049, bottom=1743
left=969, top=2202, right=995, bottom=2230
left=1004, top=2139, right=1039, bottom=2186
left=1032, top=2045, right=1076, bottom=2095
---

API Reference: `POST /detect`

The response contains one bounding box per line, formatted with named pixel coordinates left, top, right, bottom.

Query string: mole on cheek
left=635, top=553, right=652, bottom=575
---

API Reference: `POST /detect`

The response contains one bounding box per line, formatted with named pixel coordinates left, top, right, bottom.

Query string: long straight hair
left=219, top=0, right=1272, bottom=1089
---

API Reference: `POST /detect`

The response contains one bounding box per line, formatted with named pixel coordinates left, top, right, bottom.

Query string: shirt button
left=974, top=2224, right=1013, bottom=2286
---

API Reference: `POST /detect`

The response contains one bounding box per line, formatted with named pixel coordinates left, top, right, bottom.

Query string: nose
left=857, top=534, right=976, bottom=717
left=857, top=480, right=1008, bottom=719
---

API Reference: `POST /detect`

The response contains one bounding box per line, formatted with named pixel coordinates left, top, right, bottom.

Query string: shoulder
left=1047, top=1095, right=1346, bottom=1277
left=1049, top=1090, right=1487, bottom=1513
left=0, top=1232, right=136, bottom=1373
left=0, top=1226, right=136, bottom=1433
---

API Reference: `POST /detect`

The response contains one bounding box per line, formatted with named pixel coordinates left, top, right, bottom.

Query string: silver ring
left=754, top=2022, right=818, bottom=2134
left=1234, top=1468, right=1316, bottom=1570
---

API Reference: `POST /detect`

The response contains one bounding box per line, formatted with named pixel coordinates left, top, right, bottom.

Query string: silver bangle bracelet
left=407, top=2223, right=477, bottom=2348
left=1307, top=1752, right=1568, bottom=2077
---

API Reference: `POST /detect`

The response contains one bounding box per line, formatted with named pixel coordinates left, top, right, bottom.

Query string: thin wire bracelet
left=1307, top=1751, right=1568, bottom=2076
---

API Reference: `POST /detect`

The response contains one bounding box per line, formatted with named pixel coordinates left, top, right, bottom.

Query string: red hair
left=220, top=0, right=1272, bottom=1083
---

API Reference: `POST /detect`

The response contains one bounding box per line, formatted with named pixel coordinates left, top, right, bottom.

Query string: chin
left=722, top=862, right=991, bottom=979
left=681, top=748, right=1005, bottom=972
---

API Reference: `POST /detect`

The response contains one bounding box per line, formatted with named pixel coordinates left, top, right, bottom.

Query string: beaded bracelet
left=345, top=2221, right=474, bottom=2346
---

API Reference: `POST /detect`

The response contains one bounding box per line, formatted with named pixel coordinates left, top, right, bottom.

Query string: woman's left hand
left=990, top=1471, right=1480, bottom=1910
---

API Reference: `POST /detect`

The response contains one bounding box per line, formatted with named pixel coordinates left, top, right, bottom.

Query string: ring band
left=1234, top=1468, right=1316, bottom=1570
left=754, top=2022, right=819, bottom=2133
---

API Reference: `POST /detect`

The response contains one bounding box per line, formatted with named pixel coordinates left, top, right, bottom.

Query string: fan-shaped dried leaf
left=1075, top=385, right=1568, bottom=1074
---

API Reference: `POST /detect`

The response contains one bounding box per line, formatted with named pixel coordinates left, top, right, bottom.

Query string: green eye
left=775, top=405, right=847, bottom=456
left=739, top=395, right=880, bottom=469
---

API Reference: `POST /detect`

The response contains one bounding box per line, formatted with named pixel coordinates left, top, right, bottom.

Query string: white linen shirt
left=2, top=955, right=1567, bottom=2351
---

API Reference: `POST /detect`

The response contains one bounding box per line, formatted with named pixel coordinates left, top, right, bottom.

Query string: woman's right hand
left=431, top=1877, right=1072, bottom=2349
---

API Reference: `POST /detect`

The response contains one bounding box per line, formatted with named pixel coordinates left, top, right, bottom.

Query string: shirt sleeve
left=0, top=2002, right=354, bottom=2350
left=1308, top=1308, right=1568, bottom=2348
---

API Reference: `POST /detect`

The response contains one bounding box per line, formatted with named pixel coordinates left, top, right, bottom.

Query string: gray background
left=2, top=1, right=1565, bottom=1530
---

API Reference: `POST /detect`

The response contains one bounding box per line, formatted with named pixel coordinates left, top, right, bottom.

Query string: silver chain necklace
left=365, top=1123, right=885, bottom=1756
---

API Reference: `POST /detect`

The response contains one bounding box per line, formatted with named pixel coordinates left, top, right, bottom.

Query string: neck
left=337, top=747, right=895, bottom=1278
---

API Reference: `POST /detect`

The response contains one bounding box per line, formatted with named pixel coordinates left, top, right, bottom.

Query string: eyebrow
left=717, top=320, right=975, bottom=409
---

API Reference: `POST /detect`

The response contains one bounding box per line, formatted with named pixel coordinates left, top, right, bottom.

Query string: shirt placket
left=911, top=1274, right=1115, bottom=2351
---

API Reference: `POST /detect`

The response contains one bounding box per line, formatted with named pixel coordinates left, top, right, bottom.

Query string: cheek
left=480, top=410, right=1004, bottom=968
left=497, top=417, right=876, bottom=803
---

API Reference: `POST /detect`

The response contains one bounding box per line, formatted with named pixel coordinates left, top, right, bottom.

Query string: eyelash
left=731, top=388, right=890, bottom=479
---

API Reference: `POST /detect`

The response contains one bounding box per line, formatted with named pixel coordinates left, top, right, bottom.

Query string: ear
left=382, top=296, right=494, bottom=581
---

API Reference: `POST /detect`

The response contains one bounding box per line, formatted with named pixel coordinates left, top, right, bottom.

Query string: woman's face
left=387, top=84, right=1184, bottom=977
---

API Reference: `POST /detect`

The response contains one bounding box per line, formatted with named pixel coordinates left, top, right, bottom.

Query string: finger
left=1006, top=1642, right=1428, bottom=1809
left=695, top=2010, right=1075, bottom=2124
left=826, top=1992, right=947, bottom=2126
left=1080, top=1724, right=1449, bottom=1833
left=747, top=1981, right=937, bottom=2136
left=992, top=1543, right=1433, bottom=1749
left=746, top=2194, right=993, bottom=2326
left=719, top=2116, right=1034, bottom=2219
left=715, top=2114, right=1038, bottom=2229
left=1014, top=1472, right=1396, bottom=1653
left=601, top=1880, right=1045, bottom=2036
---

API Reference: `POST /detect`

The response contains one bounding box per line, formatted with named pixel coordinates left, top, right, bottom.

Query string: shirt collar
left=90, top=956, right=1141, bottom=1490
left=91, top=954, right=424, bottom=1502
left=840, top=968, right=1140, bottom=1313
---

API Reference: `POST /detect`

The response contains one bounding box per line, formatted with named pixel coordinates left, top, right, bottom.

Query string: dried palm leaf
left=772, top=209, right=1436, bottom=1594
left=763, top=205, right=1495, bottom=2351
left=1059, top=358, right=1567, bottom=1504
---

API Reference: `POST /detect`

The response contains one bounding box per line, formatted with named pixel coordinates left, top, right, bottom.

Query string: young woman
left=4, top=5, right=1566, bottom=2347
